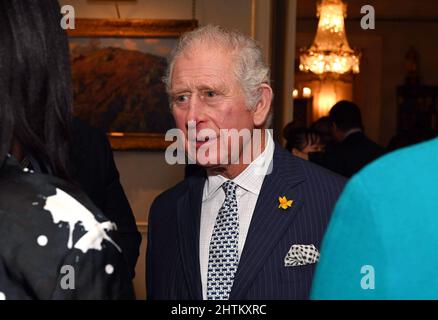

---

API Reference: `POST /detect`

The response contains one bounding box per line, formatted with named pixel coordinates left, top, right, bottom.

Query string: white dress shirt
left=199, top=130, right=275, bottom=299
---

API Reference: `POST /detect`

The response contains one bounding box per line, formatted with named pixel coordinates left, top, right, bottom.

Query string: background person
left=0, top=0, right=134, bottom=299
left=283, top=123, right=324, bottom=160
left=311, top=137, right=438, bottom=299
left=309, top=100, right=385, bottom=178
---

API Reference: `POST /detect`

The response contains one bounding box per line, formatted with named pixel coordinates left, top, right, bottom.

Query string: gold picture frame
left=68, top=18, right=198, bottom=150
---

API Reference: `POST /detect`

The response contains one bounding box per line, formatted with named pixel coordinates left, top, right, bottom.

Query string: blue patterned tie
left=207, top=180, right=240, bottom=300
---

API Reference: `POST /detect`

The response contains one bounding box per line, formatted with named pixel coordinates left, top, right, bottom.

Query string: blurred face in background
left=301, top=139, right=325, bottom=154
left=291, top=133, right=325, bottom=160
left=331, top=123, right=345, bottom=142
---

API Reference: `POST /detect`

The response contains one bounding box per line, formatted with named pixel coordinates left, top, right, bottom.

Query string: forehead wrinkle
left=171, top=69, right=229, bottom=93
left=170, top=46, right=240, bottom=94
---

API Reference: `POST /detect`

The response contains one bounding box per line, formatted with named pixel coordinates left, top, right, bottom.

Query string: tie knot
left=222, top=180, right=237, bottom=197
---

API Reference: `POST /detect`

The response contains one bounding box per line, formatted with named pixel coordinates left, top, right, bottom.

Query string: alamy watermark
left=59, top=4, right=376, bottom=31
left=60, top=264, right=75, bottom=290
left=360, top=5, right=376, bottom=30
left=164, top=121, right=273, bottom=175
left=360, top=265, right=375, bottom=290
left=60, top=5, right=75, bottom=30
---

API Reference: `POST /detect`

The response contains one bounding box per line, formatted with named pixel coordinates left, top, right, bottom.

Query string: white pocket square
left=284, top=244, right=320, bottom=267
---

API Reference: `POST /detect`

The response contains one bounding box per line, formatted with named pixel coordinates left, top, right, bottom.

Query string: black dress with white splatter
left=0, top=157, right=135, bottom=300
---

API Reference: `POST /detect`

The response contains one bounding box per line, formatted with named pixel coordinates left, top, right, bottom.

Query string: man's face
left=331, top=123, right=344, bottom=142
left=169, top=45, right=256, bottom=168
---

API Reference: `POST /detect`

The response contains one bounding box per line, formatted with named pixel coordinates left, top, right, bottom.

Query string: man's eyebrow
left=197, top=83, right=226, bottom=91
left=197, top=85, right=215, bottom=91
left=169, top=80, right=227, bottom=95
left=169, top=87, right=191, bottom=95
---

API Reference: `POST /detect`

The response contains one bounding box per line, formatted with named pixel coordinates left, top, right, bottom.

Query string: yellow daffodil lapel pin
left=278, top=196, right=293, bottom=210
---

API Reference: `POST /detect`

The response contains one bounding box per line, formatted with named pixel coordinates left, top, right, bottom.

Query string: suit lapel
left=176, top=174, right=204, bottom=300
left=230, top=145, right=306, bottom=299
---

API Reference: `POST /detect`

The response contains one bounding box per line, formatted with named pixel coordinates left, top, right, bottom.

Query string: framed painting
left=67, top=18, right=198, bottom=150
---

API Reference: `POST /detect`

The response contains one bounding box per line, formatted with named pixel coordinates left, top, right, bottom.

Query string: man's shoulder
left=71, top=117, right=112, bottom=171
left=275, top=145, right=347, bottom=187
left=72, top=117, right=108, bottom=145
left=343, top=132, right=384, bottom=153
left=150, top=175, right=198, bottom=211
left=148, top=175, right=202, bottom=230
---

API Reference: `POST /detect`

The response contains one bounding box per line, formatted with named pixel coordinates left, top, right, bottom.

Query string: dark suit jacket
left=146, top=144, right=346, bottom=300
left=310, top=131, right=385, bottom=178
left=71, top=118, right=141, bottom=279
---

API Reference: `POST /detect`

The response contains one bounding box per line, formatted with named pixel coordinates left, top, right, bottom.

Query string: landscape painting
left=68, top=19, right=197, bottom=150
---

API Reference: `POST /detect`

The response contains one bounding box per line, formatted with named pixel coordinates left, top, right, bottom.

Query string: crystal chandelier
left=299, top=0, right=360, bottom=76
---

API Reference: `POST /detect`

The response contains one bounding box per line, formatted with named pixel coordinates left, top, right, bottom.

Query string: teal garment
left=311, top=138, right=438, bottom=300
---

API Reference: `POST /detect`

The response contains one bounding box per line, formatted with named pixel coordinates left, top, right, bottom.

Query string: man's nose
left=185, top=94, right=206, bottom=127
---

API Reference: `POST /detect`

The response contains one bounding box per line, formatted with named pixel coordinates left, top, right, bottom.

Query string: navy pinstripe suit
left=146, top=144, right=346, bottom=300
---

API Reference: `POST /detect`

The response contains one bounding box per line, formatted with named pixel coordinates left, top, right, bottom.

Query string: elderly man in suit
left=146, top=25, right=346, bottom=300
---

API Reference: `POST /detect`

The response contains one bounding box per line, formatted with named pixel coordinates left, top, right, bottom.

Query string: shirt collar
left=342, top=128, right=362, bottom=140
left=203, top=129, right=275, bottom=201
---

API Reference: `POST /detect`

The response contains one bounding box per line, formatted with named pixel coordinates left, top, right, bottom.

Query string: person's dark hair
left=328, top=100, right=363, bottom=131
left=283, top=123, right=320, bottom=152
left=310, top=116, right=335, bottom=145
left=0, top=0, right=73, bottom=180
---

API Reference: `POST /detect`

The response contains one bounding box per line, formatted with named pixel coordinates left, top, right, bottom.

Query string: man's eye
left=175, top=95, right=188, bottom=103
left=205, top=91, right=217, bottom=98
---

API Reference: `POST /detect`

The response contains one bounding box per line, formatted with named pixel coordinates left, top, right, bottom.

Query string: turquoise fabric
left=311, top=138, right=438, bottom=299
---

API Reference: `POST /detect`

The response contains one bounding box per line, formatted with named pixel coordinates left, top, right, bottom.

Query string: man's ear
left=252, top=83, right=273, bottom=128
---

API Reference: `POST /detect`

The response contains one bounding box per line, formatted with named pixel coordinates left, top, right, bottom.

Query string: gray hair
left=163, top=25, right=273, bottom=126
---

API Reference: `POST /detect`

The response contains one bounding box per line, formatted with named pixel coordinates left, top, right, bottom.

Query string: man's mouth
left=189, top=136, right=217, bottom=148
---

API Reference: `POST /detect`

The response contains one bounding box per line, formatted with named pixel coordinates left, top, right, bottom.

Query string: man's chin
left=195, top=161, right=223, bottom=169
left=187, top=150, right=223, bottom=168
left=199, top=163, right=228, bottom=176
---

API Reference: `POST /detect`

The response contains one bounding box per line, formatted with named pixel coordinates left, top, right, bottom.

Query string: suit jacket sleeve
left=309, top=148, right=345, bottom=177
left=101, top=133, right=142, bottom=280
left=71, top=118, right=141, bottom=280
